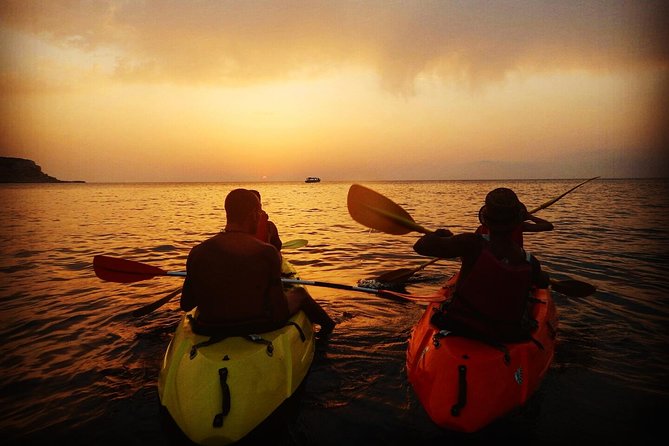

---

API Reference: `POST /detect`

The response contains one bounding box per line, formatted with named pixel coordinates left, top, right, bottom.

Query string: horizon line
left=5, top=176, right=668, bottom=185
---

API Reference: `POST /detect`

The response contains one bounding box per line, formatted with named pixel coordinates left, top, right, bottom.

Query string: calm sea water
left=1, top=179, right=668, bottom=445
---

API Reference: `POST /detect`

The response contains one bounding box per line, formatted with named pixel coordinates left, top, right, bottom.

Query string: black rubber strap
left=213, top=367, right=231, bottom=428
left=451, top=365, right=468, bottom=416
left=190, top=335, right=227, bottom=359
left=285, top=321, right=306, bottom=341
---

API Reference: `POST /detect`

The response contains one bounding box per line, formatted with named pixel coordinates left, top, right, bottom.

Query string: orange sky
left=1, top=1, right=667, bottom=182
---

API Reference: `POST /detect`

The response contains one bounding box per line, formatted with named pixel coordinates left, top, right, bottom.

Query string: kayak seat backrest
left=187, top=313, right=285, bottom=337
left=186, top=315, right=309, bottom=360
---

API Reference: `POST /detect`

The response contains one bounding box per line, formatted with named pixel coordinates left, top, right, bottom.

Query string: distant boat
left=305, top=177, right=321, bottom=183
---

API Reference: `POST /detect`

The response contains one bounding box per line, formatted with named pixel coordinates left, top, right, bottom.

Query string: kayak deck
left=158, top=260, right=315, bottom=445
left=406, top=275, right=558, bottom=433
left=159, top=310, right=315, bottom=445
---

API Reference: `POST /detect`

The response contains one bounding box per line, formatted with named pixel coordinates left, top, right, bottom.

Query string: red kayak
left=406, top=274, right=558, bottom=433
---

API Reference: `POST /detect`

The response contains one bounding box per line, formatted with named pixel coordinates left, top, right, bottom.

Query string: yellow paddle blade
left=347, top=184, right=431, bottom=235
left=282, top=239, right=308, bottom=249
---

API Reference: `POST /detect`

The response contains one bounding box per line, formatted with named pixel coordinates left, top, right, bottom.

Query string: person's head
left=249, top=189, right=261, bottom=203
left=225, top=188, right=261, bottom=230
left=478, top=188, right=525, bottom=233
left=248, top=189, right=267, bottom=214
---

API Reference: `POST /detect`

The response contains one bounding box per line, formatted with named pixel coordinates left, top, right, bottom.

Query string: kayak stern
left=406, top=279, right=558, bottom=433
left=158, top=310, right=315, bottom=445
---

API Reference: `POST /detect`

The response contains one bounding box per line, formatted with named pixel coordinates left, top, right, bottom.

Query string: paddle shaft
left=379, top=177, right=599, bottom=281
left=282, top=278, right=444, bottom=302
left=528, top=176, right=599, bottom=214
left=97, top=266, right=437, bottom=296
left=131, top=275, right=591, bottom=318
left=347, top=185, right=596, bottom=297
left=131, top=288, right=181, bottom=317
left=382, top=189, right=555, bottom=282
left=375, top=257, right=440, bottom=283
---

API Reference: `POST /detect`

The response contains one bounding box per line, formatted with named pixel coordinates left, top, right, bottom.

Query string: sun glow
left=1, top=1, right=666, bottom=181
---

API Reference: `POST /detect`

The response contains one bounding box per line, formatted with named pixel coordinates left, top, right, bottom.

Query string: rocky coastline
left=0, top=157, right=84, bottom=183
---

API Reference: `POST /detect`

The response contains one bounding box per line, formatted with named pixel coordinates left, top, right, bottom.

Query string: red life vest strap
left=255, top=210, right=269, bottom=242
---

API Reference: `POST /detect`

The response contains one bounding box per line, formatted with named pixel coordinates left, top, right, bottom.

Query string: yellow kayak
left=158, top=261, right=315, bottom=445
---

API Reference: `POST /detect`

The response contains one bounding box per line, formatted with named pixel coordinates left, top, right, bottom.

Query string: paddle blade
left=131, top=288, right=181, bottom=317
left=550, top=278, right=597, bottom=297
left=347, top=184, right=429, bottom=235
left=375, top=267, right=417, bottom=283
left=282, top=239, right=308, bottom=249
left=375, top=258, right=440, bottom=284
left=93, top=255, right=167, bottom=283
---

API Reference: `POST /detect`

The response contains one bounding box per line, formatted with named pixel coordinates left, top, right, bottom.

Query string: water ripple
left=1, top=180, right=667, bottom=443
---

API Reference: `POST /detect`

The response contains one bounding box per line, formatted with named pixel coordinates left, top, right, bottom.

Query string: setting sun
left=1, top=1, right=666, bottom=181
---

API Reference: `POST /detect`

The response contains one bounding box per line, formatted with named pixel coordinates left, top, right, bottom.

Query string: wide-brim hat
left=478, top=188, right=525, bottom=232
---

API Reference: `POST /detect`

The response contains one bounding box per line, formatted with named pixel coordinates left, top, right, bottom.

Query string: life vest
left=255, top=210, right=269, bottom=242
left=443, top=242, right=533, bottom=342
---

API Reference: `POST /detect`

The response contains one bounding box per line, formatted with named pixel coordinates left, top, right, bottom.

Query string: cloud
left=1, top=0, right=667, bottom=93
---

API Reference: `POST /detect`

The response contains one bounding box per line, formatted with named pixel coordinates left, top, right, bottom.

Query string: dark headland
left=0, top=157, right=85, bottom=183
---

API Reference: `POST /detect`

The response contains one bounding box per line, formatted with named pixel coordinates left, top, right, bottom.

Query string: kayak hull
left=158, top=262, right=315, bottom=445
left=406, top=275, right=558, bottom=433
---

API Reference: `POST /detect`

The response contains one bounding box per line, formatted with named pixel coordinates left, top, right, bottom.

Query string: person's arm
left=522, top=215, right=554, bottom=233
left=413, top=230, right=479, bottom=259
left=268, top=221, right=282, bottom=251
left=180, top=255, right=196, bottom=311
left=529, top=255, right=550, bottom=288
left=474, top=224, right=488, bottom=235
left=521, top=204, right=554, bottom=233
left=265, top=245, right=290, bottom=320
left=180, top=278, right=195, bottom=311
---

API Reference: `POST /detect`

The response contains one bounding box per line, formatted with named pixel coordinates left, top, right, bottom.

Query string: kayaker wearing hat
left=474, top=192, right=553, bottom=247
left=413, top=188, right=549, bottom=342
left=180, top=188, right=335, bottom=337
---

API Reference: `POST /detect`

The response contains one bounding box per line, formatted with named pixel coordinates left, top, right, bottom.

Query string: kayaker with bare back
left=413, top=187, right=549, bottom=342
left=180, top=188, right=335, bottom=336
